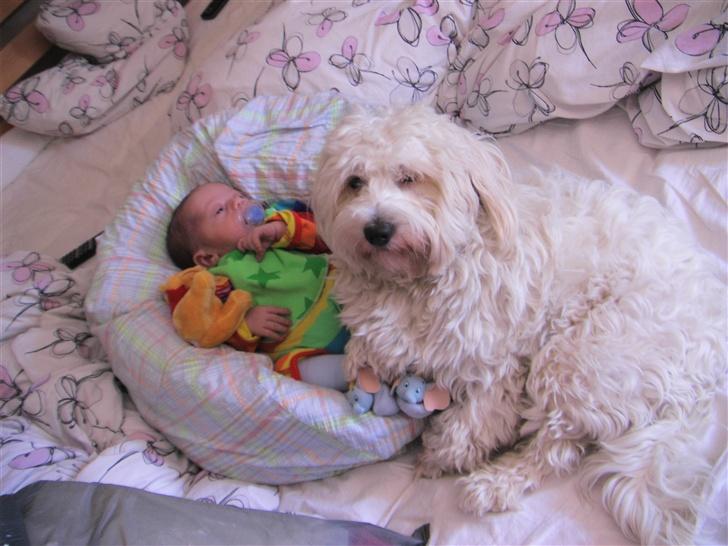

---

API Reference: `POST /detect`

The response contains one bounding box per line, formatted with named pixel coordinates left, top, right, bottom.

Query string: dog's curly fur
left=311, top=104, right=726, bottom=545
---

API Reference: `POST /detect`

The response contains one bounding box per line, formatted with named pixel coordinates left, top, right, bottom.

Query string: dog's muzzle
left=364, top=218, right=396, bottom=247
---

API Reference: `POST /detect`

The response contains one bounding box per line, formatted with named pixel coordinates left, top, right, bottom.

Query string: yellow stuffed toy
left=161, top=266, right=252, bottom=348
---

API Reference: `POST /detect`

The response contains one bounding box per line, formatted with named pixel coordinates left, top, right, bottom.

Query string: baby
left=163, top=182, right=348, bottom=391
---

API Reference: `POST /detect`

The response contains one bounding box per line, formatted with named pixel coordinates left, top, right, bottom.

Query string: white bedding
left=1, top=1, right=726, bottom=544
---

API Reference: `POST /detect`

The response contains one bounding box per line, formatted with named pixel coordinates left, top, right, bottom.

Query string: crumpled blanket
left=434, top=0, right=727, bottom=148
left=0, top=251, right=279, bottom=510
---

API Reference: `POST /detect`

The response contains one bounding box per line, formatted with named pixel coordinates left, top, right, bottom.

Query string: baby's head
left=166, top=182, right=261, bottom=269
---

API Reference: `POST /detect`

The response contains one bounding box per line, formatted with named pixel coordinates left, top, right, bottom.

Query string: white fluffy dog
left=311, top=104, right=726, bottom=545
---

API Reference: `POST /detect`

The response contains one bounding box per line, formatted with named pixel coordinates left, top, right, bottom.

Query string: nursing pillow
left=85, top=92, right=423, bottom=485
left=0, top=0, right=188, bottom=137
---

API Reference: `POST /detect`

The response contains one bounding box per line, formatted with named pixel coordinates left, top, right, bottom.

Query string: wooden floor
left=1, top=0, right=53, bottom=135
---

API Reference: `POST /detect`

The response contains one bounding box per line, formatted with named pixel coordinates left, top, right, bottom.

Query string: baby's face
left=186, top=183, right=259, bottom=257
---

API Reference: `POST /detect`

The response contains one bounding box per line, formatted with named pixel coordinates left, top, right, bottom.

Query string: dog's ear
left=465, top=139, right=518, bottom=255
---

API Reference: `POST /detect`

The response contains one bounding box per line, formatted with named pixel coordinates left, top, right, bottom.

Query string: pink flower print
left=426, top=14, right=460, bottom=65
left=2, top=251, right=54, bottom=285
left=159, top=26, right=188, bottom=60
left=536, top=0, right=596, bottom=67
left=3, top=77, right=50, bottom=122
left=154, top=0, right=179, bottom=18
left=468, top=8, right=505, bottom=49
left=617, top=0, right=689, bottom=52
left=306, top=7, right=347, bottom=38
left=330, top=36, right=368, bottom=86
left=69, top=94, right=99, bottom=127
left=176, top=73, right=212, bottom=123
left=9, top=446, right=75, bottom=469
left=93, top=69, right=119, bottom=99
left=50, top=0, right=99, bottom=31
left=445, top=56, right=474, bottom=104
left=104, top=32, right=139, bottom=61
left=226, top=29, right=260, bottom=74
left=61, top=72, right=86, bottom=95
left=499, top=15, right=534, bottom=46
left=376, top=0, right=439, bottom=46
left=266, top=28, right=321, bottom=91
left=676, top=21, right=728, bottom=58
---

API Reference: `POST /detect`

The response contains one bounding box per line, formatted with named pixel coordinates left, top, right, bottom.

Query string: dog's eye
left=398, top=174, right=415, bottom=186
left=346, top=176, right=365, bottom=191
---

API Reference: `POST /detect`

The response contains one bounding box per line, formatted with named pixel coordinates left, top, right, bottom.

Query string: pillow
left=168, top=0, right=473, bottom=130
left=0, top=0, right=188, bottom=136
left=86, top=93, right=424, bottom=485
left=434, top=1, right=727, bottom=148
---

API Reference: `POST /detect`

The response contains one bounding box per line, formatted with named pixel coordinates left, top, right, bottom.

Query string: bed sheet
left=1, top=108, right=725, bottom=545
left=1, top=1, right=726, bottom=545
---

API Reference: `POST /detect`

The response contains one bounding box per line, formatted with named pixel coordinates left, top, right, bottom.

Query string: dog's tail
left=580, top=415, right=716, bottom=545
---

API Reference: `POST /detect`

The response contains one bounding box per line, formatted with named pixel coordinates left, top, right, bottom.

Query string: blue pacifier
left=243, top=203, right=266, bottom=225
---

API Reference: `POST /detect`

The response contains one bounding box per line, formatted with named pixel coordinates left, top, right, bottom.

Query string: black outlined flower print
left=592, top=62, right=657, bottom=100
left=226, top=29, right=261, bottom=76
left=70, top=94, right=100, bottom=127
left=617, top=0, right=689, bottom=52
left=676, top=18, right=728, bottom=58
left=467, top=73, right=504, bottom=117
left=198, top=488, right=256, bottom=509
left=536, top=0, right=596, bottom=68
left=27, top=328, right=94, bottom=359
left=390, top=57, right=437, bottom=104
left=93, top=69, right=119, bottom=100
left=176, top=73, right=212, bottom=123
left=499, top=15, right=533, bottom=46
left=305, top=7, right=347, bottom=38
left=96, top=433, right=178, bottom=481
left=42, top=0, right=99, bottom=32
left=61, top=71, right=86, bottom=95
left=663, top=66, right=727, bottom=137
left=507, top=58, right=555, bottom=122
left=0, top=366, right=49, bottom=426
left=266, top=27, right=321, bottom=91
left=2, top=77, right=50, bottom=122
left=375, top=0, right=439, bottom=47
left=2, top=251, right=54, bottom=285
left=154, top=0, right=180, bottom=19
left=426, top=14, right=462, bottom=66
left=329, top=36, right=389, bottom=86
left=56, top=369, right=118, bottom=434
left=468, top=7, right=505, bottom=49
left=444, top=56, right=475, bottom=107
left=104, top=31, right=139, bottom=61
left=159, top=25, right=188, bottom=60
left=6, top=276, right=76, bottom=332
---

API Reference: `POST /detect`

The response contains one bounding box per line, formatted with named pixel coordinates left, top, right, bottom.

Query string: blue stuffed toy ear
left=346, top=387, right=374, bottom=415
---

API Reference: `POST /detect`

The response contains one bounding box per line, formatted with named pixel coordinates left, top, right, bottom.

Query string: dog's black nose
left=364, top=219, right=396, bottom=247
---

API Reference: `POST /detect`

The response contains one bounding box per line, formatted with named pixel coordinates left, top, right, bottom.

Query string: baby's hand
left=238, top=221, right=286, bottom=261
left=246, top=306, right=291, bottom=341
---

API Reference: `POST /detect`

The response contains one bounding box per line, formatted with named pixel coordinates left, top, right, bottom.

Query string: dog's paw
left=415, top=451, right=446, bottom=479
left=458, top=467, right=526, bottom=516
